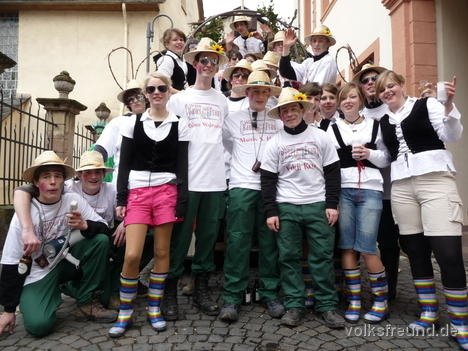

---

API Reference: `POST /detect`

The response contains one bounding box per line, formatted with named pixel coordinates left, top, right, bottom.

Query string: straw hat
left=230, top=15, right=252, bottom=31
left=23, top=151, right=75, bottom=183
left=304, top=24, right=336, bottom=46
left=223, top=59, right=253, bottom=81
left=352, top=63, right=387, bottom=83
left=183, top=37, right=228, bottom=66
left=75, top=151, right=113, bottom=173
left=117, top=79, right=142, bottom=103
left=231, top=70, right=281, bottom=97
left=268, top=30, right=285, bottom=50
left=263, top=51, right=280, bottom=68
left=267, top=87, right=312, bottom=119
left=251, top=59, right=277, bottom=79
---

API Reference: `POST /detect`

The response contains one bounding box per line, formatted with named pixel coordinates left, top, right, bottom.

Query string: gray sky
left=202, top=0, right=297, bottom=25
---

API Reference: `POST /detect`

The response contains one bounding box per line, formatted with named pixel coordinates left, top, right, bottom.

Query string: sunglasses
left=145, top=85, right=169, bottom=94
left=126, top=94, right=145, bottom=104
left=360, top=75, right=378, bottom=85
left=231, top=72, right=249, bottom=80
left=199, top=56, right=219, bottom=66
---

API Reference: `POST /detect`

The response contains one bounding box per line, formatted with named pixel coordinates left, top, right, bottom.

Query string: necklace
left=344, top=115, right=363, bottom=125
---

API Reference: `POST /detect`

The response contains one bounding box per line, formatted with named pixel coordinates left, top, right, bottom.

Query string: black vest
left=153, top=50, right=186, bottom=91
left=380, top=98, right=445, bottom=161
left=332, top=119, right=380, bottom=169
left=131, top=113, right=179, bottom=173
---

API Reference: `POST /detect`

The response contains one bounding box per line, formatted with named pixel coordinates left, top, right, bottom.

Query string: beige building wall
left=436, top=0, right=468, bottom=222
left=16, top=2, right=198, bottom=125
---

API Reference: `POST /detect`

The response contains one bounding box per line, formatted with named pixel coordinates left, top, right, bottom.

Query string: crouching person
left=0, top=151, right=115, bottom=337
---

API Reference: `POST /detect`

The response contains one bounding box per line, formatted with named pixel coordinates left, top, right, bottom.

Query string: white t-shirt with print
left=65, top=179, right=116, bottom=227
left=167, top=87, right=228, bottom=192
left=223, top=108, right=282, bottom=191
left=261, top=125, right=339, bottom=205
left=1, top=193, right=107, bottom=285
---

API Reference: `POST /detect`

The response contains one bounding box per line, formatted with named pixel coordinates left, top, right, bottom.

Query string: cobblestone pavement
left=0, top=253, right=465, bottom=351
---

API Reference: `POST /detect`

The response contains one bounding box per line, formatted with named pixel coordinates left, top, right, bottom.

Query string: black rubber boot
left=381, top=247, right=400, bottom=301
left=161, top=277, right=179, bottom=321
left=193, top=272, right=219, bottom=316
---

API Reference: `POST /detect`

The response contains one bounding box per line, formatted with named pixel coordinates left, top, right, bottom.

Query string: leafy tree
left=191, top=16, right=224, bottom=42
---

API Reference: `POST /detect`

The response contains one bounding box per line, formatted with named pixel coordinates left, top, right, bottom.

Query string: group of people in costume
left=0, top=14, right=466, bottom=350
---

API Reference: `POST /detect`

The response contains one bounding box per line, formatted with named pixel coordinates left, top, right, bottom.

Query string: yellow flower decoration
left=211, top=43, right=225, bottom=54
left=294, top=92, right=308, bottom=101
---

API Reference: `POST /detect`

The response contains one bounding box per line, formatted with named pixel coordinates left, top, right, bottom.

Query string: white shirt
left=261, top=125, right=339, bottom=204
left=156, top=50, right=188, bottom=88
left=223, top=108, right=282, bottom=191
left=233, top=35, right=264, bottom=58
left=95, top=115, right=128, bottom=188
left=327, top=117, right=390, bottom=192
left=385, top=97, right=462, bottom=181
left=65, top=179, right=116, bottom=227
left=1, top=193, right=106, bottom=285
left=292, top=52, right=337, bottom=85
left=167, top=87, right=228, bottom=191
left=119, top=110, right=179, bottom=189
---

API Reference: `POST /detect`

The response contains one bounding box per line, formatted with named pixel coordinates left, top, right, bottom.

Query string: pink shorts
left=124, top=183, right=180, bottom=226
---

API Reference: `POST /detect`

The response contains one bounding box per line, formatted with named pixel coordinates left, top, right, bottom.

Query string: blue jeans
left=338, top=188, right=383, bottom=254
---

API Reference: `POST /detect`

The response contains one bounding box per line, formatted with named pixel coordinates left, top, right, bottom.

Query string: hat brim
left=352, top=66, right=387, bottom=83
left=184, top=50, right=228, bottom=66
left=232, top=83, right=282, bottom=97
left=305, top=34, right=336, bottom=46
left=117, top=87, right=141, bottom=103
left=75, top=165, right=113, bottom=173
left=267, top=100, right=313, bottom=119
left=268, top=39, right=283, bottom=50
left=223, top=66, right=252, bottom=81
left=23, top=162, right=76, bottom=183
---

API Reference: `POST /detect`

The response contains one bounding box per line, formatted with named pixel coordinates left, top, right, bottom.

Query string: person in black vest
left=375, top=70, right=467, bottom=350
left=327, top=82, right=390, bottom=324
left=108, top=72, right=188, bottom=338
left=154, top=28, right=189, bottom=92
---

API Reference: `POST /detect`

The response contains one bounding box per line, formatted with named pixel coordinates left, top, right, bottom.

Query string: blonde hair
left=143, top=72, right=172, bottom=90
left=375, top=70, right=405, bottom=95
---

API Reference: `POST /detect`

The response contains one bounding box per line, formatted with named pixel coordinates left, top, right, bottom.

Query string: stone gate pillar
left=36, top=71, right=86, bottom=165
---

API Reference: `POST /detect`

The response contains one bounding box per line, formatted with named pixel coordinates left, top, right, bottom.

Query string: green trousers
left=169, top=191, right=225, bottom=278
left=277, top=202, right=338, bottom=312
left=20, top=234, right=110, bottom=337
left=222, top=188, right=281, bottom=305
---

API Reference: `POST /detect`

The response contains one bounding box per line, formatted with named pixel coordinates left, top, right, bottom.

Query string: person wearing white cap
left=0, top=151, right=115, bottom=337
left=219, top=71, right=283, bottom=323
left=260, top=87, right=344, bottom=329
left=162, top=37, right=229, bottom=319
left=279, top=25, right=337, bottom=86
left=229, top=16, right=264, bottom=58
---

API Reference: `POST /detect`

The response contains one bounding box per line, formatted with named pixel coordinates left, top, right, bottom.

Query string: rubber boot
left=363, top=270, right=389, bottom=323
left=408, top=278, right=439, bottom=331
left=147, top=272, right=167, bottom=331
left=343, top=268, right=361, bottom=323
left=108, top=276, right=138, bottom=338
left=444, top=287, right=468, bottom=350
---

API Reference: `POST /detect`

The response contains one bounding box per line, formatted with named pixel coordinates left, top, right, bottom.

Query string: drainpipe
left=122, top=2, right=128, bottom=115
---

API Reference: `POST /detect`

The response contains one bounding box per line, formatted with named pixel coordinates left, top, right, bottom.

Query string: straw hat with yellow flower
left=183, top=37, right=228, bottom=66
left=267, top=87, right=312, bottom=119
